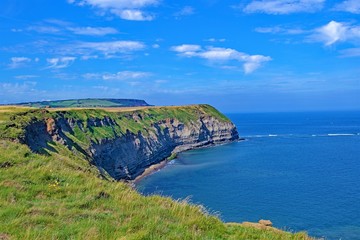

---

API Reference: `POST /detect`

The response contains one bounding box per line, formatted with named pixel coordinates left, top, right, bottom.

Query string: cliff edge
left=1, top=104, right=239, bottom=180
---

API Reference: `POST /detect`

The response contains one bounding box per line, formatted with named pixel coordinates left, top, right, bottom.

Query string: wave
left=243, top=133, right=359, bottom=139
left=327, top=133, right=356, bottom=136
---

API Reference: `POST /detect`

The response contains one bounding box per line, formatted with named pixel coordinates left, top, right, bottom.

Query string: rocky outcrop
left=22, top=105, right=239, bottom=180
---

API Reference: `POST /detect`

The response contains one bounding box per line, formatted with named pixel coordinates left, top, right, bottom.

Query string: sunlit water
left=136, top=112, right=360, bottom=239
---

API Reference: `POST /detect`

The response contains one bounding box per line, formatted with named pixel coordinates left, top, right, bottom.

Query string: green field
left=4, top=98, right=150, bottom=108
left=0, top=106, right=312, bottom=239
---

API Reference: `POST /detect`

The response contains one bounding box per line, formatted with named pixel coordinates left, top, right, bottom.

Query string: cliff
left=1, top=104, right=238, bottom=180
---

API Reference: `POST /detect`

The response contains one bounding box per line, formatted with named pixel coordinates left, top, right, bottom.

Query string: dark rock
left=0, top=162, right=13, bottom=168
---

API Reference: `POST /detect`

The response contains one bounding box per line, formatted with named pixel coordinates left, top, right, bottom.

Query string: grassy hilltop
left=0, top=105, right=311, bottom=239
left=3, top=98, right=151, bottom=108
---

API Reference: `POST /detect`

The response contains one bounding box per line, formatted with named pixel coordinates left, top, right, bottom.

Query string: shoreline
left=132, top=159, right=170, bottom=184
left=132, top=139, right=245, bottom=185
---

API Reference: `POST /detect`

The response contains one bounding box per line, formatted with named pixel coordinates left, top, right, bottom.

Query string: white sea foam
left=327, top=133, right=355, bottom=136
left=244, top=133, right=359, bottom=139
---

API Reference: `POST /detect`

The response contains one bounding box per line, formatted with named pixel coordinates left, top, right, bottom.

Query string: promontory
left=0, top=103, right=311, bottom=239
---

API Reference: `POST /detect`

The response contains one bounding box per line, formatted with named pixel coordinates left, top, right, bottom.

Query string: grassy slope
left=0, top=106, right=311, bottom=239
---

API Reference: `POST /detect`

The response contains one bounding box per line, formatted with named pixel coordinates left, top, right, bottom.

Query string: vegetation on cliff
left=0, top=104, right=230, bottom=143
left=0, top=105, right=311, bottom=239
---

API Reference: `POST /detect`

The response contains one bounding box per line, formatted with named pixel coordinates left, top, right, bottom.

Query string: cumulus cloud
left=171, top=45, right=271, bottom=74
left=83, top=71, right=150, bottom=81
left=8, top=57, right=32, bottom=68
left=334, top=0, right=360, bottom=14
left=171, top=44, right=202, bottom=54
left=68, top=27, right=119, bottom=35
left=243, top=0, right=325, bottom=14
left=68, top=0, right=158, bottom=21
left=312, top=21, right=360, bottom=45
left=46, top=57, right=76, bottom=69
left=111, top=9, right=154, bottom=21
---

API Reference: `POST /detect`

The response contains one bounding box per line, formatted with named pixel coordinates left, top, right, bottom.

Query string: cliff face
left=19, top=105, right=239, bottom=180
left=90, top=116, right=238, bottom=180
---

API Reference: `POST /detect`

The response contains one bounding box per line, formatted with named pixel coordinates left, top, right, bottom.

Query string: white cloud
left=81, top=55, right=99, bottom=60
left=14, top=75, right=39, bottom=80
left=0, top=82, right=37, bottom=96
left=171, top=45, right=271, bottom=74
left=68, top=0, right=158, bottom=21
left=46, top=57, right=76, bottom=69
left=255, top=26, right=307, bottom=34
left=243, top=0, right=325, bottom=14
left=8, top=57, right=32, bottom=68
left=334, top=0, right=360, bottom=14
left=255, top=21, right=360, bottom=48
left=27, top=25, right=61, bottom=34
left=312, top=21, right=360, bottom=46
left=68, top=26, right=119, bottom=35
left=315, top=21, right=347, bottom=45
left=70, top=0, right=158, bottom=9
left=18, top=20, right=119, bottom=37
left=340, top=48, right=360, bottom=57
left=171, top=44, right=202, bottom=54
left=205, top=38, right=226, bottom=42
left=83, top=71, right=150, bottom=81
left=174, top=6, right=195, bottom=17
left=111, top=9, right=153, bottom=21
left=74, top=41, right=146, bottom=56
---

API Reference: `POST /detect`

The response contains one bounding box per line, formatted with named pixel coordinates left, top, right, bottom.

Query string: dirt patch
left=0, top=233, right=11, bottom=240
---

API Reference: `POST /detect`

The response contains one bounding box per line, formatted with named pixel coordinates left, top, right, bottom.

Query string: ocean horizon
left=136, top=111, right=360, bottom=240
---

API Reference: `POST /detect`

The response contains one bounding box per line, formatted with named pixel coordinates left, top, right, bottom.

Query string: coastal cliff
left=3, top=104, right=239, bottom=180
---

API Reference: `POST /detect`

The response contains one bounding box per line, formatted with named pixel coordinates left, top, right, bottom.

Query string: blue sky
left=0, top=0, right=359, bottom=112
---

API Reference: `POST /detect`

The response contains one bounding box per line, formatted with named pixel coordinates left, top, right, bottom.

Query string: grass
left=0, top=140, right=311, bottom=239
left=4, top=98, right=150, bottom=108
left=0, top=105, right=312, bottom=239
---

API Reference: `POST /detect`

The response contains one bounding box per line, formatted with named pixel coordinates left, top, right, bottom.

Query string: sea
left=136, top=112, right=360, bottom=240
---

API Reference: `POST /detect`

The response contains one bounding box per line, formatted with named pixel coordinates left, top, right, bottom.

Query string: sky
left=0, top=0, right=359, bottom=112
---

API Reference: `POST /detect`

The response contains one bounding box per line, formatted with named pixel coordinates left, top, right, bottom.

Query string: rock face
left=90, top=116, right=238, bottom=180
left=22, top=105, right=239, bottom=180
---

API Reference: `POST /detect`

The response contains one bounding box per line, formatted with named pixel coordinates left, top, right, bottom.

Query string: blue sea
left=136, top=112, right=360, bottom=240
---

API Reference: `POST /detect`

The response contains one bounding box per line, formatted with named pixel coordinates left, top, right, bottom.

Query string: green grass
left=0, top=140, right=311, bottom=239
left=6, top=98, right=150, bottom=108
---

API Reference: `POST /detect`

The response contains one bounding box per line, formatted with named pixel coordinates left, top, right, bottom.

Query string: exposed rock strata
left=23, top=107, right=239, bottom=180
